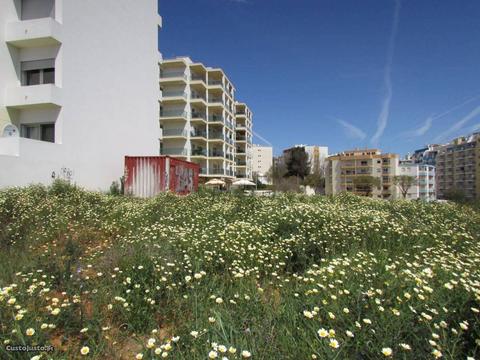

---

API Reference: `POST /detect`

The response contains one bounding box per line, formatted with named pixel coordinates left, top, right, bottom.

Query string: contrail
left=431, top=93, right=480, bottom=121
left=337, top=119, right=367, bottom=140
left=433, top=105, right=480, bottom=143
left=253, top=130, right=272, bottom=146
left=371, top=0, right=402, bottom=145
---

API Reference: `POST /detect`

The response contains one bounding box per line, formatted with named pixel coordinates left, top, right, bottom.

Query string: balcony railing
left=209, top=167, right=225, bottom=175
left=162, top=128, right=188, bottom=137
left=209, top=151, right=224, bottom=157
left=161, top=72, right=187, bottom=80
left=191, top=74, right=206, bottom=82
left=208, top=97, right=223, bottom=104
left=208, top=80, right=223, bottom=86
left=192, top=148, right=207, bottom=156
left=191, top=93, right=206, bottom=101
left=191, top=112, right=206, bottom=120
left=209, top=132, right=224, bottom=140
left=163, top=91, right=187, bottom=99
left=160, top=110, right=188, bottom=118
left=162, top=148, right=188, bottom=156
left=208, top=114, right=224, bottom=123
left=191, top=130, right=207, bottom=138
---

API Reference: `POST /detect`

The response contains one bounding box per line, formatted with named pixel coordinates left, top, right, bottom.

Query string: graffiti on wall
left=51, top=167, right=74, bottom=182
left=175, top=165, right=194, bottom=193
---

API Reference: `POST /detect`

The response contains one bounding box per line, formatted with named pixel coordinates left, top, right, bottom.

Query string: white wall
left=0, top=0, right=161, bottom=191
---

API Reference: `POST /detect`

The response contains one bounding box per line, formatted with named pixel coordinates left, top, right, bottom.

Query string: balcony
left=160, top=110, right=188, bottom=120
left=209, top=132, right=224, bottom=141
left=5, top=18, right=62, bottom=48
left=209, top=168, right=225, bottom=175
left=160, top=72, right=188, bottom=83
left=209, top=150, right=224, bottom=158
left=191, top=112, right=207, bottom=122
left=191, top=148, right=207, bottom=157
left=162, top=128, right=188, bottom=138
left=162, top=91, right=187, bottom=102
left=5, top=84, right=62, bottom=109
left=161, top=148, right=188, bottom=156
left=208, top=80, right=223, bottom=87
left=190, top=129, right=207, bottom=139
left=208, top=114, right=224, bottom=123
left=208, top=97, right=223, bottom=105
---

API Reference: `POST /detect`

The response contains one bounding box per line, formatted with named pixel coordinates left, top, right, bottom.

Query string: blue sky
left=158, top=0, right=480, bottom=156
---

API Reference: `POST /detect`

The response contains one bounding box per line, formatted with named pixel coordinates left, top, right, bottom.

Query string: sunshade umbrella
left=205, top=178, right=226, bottom=186
left=232, top=179, right=256, bottom=186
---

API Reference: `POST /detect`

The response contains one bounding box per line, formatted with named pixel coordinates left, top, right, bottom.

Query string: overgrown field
left=1, top=182, right=479, bottom=359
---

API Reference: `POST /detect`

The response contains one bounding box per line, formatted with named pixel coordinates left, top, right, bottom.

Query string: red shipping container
left=124, top=156, right=199, bottom=198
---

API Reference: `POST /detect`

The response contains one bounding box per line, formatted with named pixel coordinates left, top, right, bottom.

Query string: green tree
left=443, top=188, right=467, bottom=203
left=393, top=175, right=417, bottom=199
left=284, top=147, right=310, bottom=180
left=303, top=170, right=325, bottom=194
left=352, top=175, right=381, bottom=197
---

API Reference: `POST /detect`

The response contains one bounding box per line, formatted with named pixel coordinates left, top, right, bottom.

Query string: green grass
left=0, top=182, right=479, bottom=359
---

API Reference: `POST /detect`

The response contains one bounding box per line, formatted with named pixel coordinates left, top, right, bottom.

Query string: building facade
left=235, top=103, right=253, bottom=180
left=159, top=57, right=253, bottom=182
left=0, top=0, right=162, bottom=190
left=325, top=149, right=399, bottom=199
left=435, top=133, right=480, bottom=200
left=252, top=145, right=273, bottom=184
left=398, top=160, right=436, bottom=201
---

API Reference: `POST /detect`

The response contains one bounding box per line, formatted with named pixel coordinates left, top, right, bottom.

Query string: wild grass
left=0, top=182, right=479, bottom=359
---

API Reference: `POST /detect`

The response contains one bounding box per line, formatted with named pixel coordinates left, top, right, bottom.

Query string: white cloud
left=337, top=119, right=367, bottom=140
left=371, top=0, right=401, bottom=145
left=433, top=105, right=480, bottom=143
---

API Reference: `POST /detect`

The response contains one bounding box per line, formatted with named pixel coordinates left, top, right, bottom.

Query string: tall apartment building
left=0, top=0, right=162, bottom=190
left=325, top=149, right=399, bottom=199
left=252, top=145, right=273, bottom=184
left=235, top=103, right=253, bottom=180
left=435, top=132, right=480, bottom=200
left=398, top=160, right=436, bottom=201
left=283, top=145, right=329, bottom=173
left=159, top=57, right=253, bottom=182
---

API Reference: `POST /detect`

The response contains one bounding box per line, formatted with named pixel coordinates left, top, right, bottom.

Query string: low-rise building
left=325, top=149, right=399, bottom=199
left=252, top=145, right=273, bottom=184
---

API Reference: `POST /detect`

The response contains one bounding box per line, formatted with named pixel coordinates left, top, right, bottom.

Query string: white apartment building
left=398, top=160, right=436, bottom=201
left=235, top=103, right=253, bottom=180
left=159, top=57, right=253, bottom=182
left=0, top=0, right=162, bottom=190
left=252, top=144, right=273, bottom=184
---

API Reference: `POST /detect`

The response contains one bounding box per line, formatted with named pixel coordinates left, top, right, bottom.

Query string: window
left=21, top=0, right=55, bottom=20
left=21, top=60, right=55, bottom=86
left=26, top=69, right=41, bottom=85
left=20, top=123, right=55, bottom=143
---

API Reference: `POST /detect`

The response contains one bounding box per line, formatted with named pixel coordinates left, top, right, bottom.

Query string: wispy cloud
left=371, top=0, right=402, bottom=145
left=337, top=119, right=367, bottom=140
left=433, top=105, right=480, bottom=143
left=253, top=130, right=272, bottom=146
left=404, top=116, right=433, bottom=138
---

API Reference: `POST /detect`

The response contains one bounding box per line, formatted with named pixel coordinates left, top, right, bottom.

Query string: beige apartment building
left=325, top=149, right=399, bottom=199
left=159, top=57, right=253, bottom=182
left=436, top=132, right=480, bottom=200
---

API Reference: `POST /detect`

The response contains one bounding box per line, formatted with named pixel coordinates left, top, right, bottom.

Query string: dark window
left=41, top=124, right=55, bottom=142
left=26, top=70, right=41, bottom=85
left=43, top=68, right=55, bottom=84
